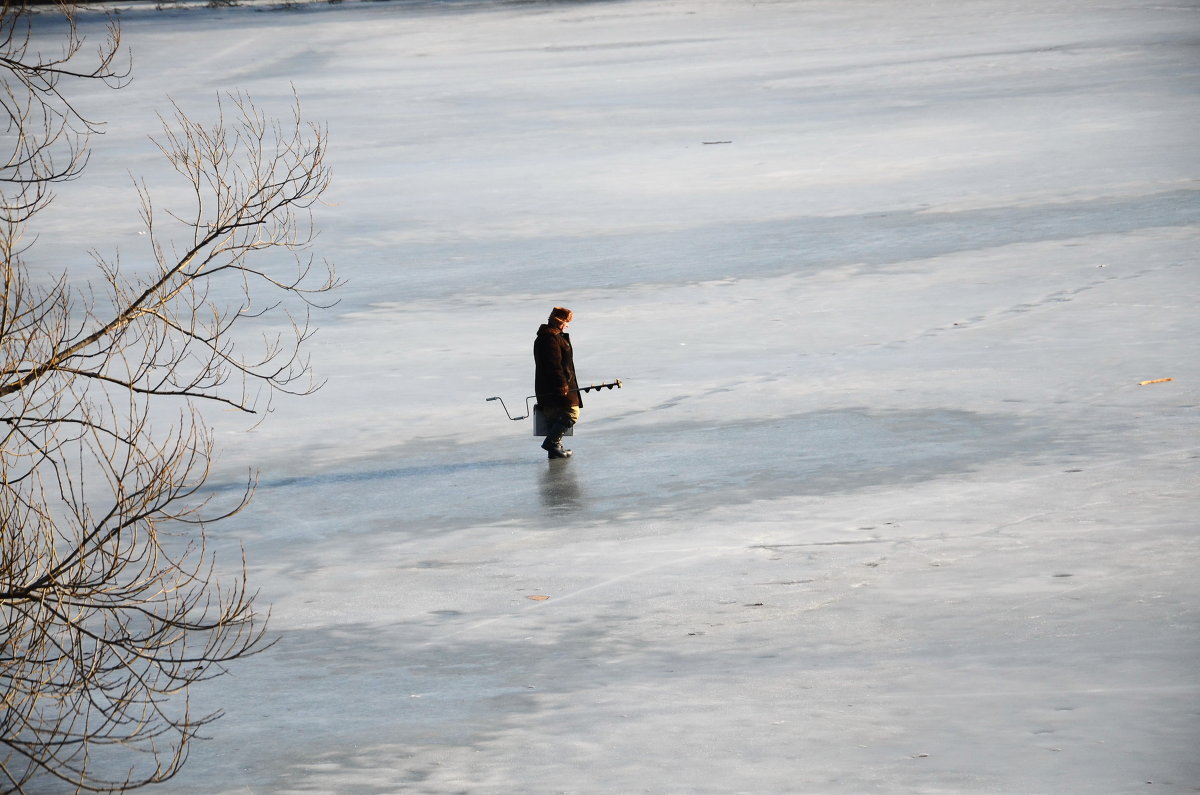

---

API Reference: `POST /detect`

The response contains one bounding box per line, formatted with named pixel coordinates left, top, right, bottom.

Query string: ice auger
left=485, top=379, right=623, bottom=423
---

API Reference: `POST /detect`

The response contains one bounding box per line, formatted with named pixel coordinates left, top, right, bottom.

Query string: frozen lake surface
left=26, top=0, right=1200, bottom=791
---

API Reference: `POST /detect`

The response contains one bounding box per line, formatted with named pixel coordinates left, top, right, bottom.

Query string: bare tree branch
left=1, top=4, right=337, bottom=792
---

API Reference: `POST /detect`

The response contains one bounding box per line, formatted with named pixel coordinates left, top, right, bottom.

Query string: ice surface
left=21, top=0, right=1200, bottom=792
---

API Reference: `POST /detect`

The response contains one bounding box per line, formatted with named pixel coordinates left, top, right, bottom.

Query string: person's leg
left=541, top=407, right=580, bottom=459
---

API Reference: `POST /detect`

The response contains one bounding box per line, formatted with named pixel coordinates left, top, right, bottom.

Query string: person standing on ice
left=534, top=306, right=581, bottom=459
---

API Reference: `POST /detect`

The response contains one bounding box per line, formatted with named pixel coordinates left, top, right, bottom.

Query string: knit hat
left=548, top=306, right=574, bottom=325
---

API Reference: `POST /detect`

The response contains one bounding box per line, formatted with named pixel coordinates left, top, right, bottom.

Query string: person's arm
left=535, top=336, right=568, bottom=397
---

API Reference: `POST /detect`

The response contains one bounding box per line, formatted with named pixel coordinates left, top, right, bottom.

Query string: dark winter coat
left=534, top=324, right=581, bottom=413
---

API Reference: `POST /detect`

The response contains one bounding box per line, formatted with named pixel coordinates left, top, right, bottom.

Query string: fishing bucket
left=532, top=404, right=573, bottom=437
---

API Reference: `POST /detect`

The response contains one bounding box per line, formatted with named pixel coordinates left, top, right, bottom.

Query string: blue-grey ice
left=27, top=0, right=1200, bottom=791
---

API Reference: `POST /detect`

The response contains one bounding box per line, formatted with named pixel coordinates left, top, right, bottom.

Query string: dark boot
left=540, top=415, right=574, bottom=459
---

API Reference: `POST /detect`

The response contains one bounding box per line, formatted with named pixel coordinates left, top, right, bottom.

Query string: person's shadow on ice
left=538, top=463, right=583, bottom=514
